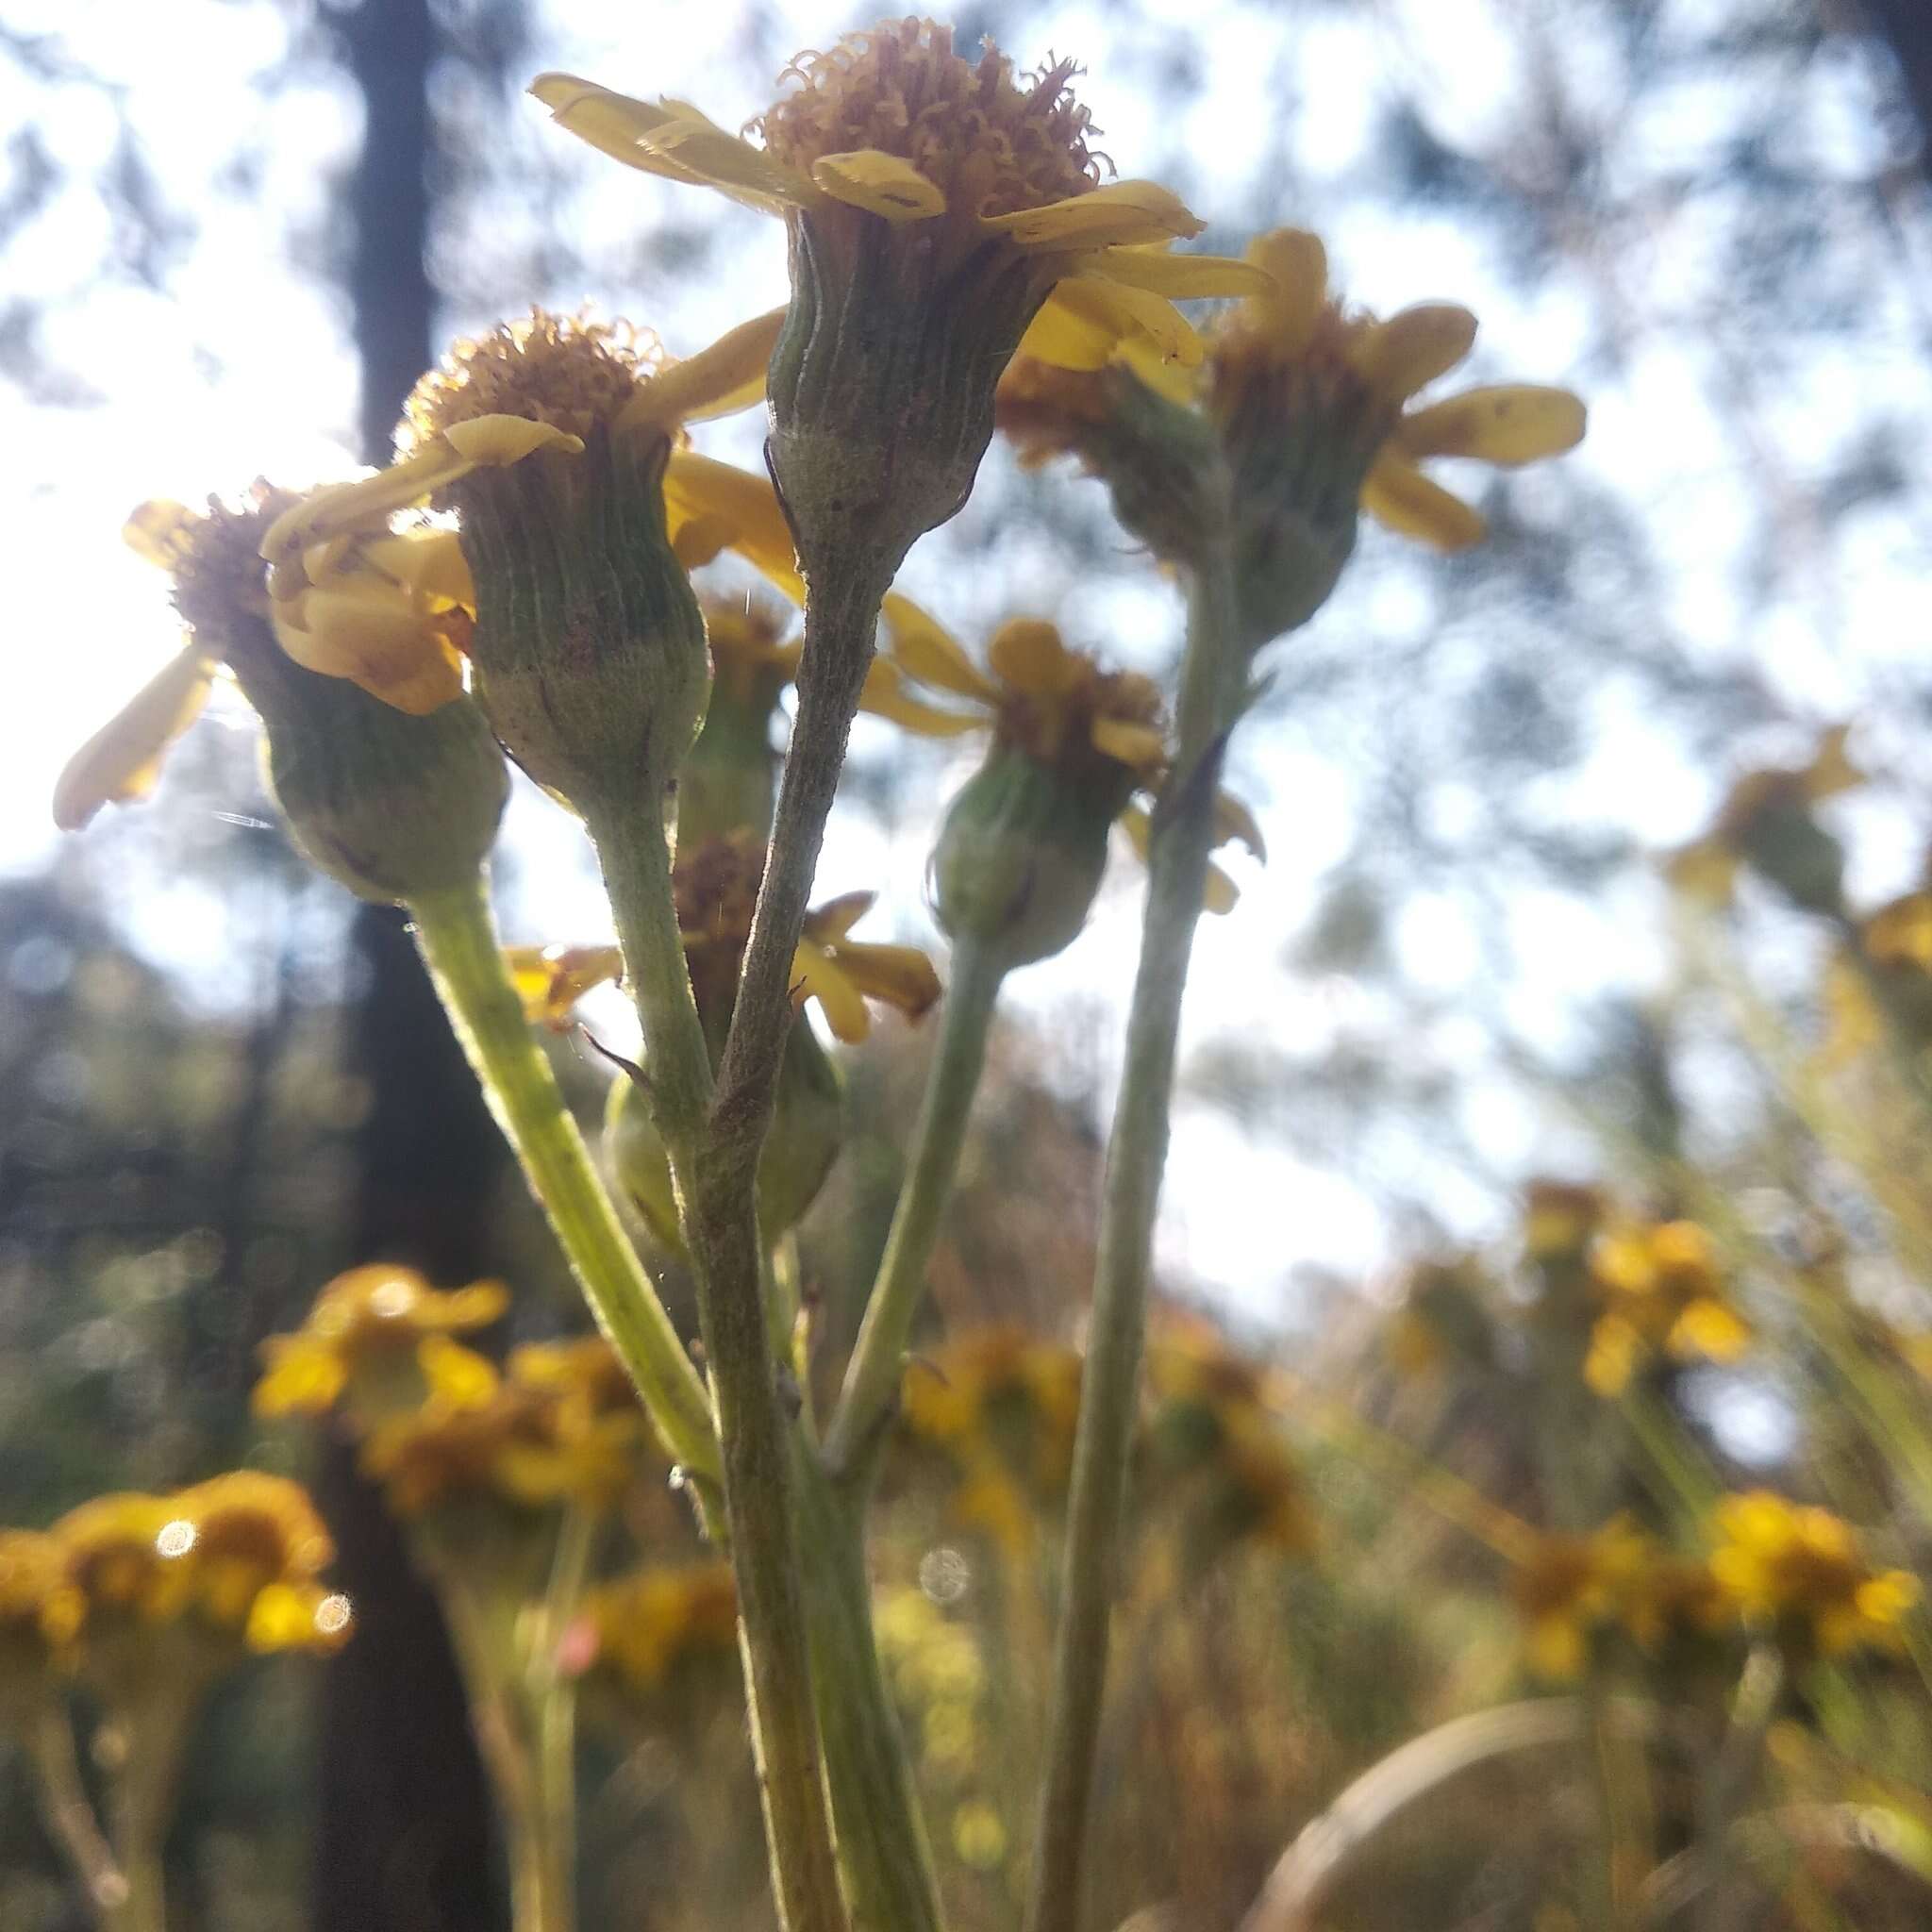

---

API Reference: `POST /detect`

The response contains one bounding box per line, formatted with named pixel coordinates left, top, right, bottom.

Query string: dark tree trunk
left=312, top=4, right=506, bottom=1927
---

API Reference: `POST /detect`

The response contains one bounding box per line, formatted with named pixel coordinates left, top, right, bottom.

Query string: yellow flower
left=53, top=493, right=282, bottom=830
left=0, top=1531, right=84, bottom=1691
left=504, top=943, right=627, bottom=1029
left=530, top=25, right=1264, bottom=381
left=675, top=830, right=942, bottom=1044
left=257, top=310, right=791, bottom=724
left=1667, top=723, right=1860, bottom=908
left=166, top=1473, right=350, bottom=1654
left=1709, top=1491, right=1920, bottom=1659
left=1523, top=1179, right=1608, bottom=1263
left=52, top=1493, right=187, bottom=1625
left=1509, top=1516, right=1657, bottom=1680
left=253, top=1264, right=508, bottom=1422
left=1863, top=890, right=1932, bottom=972
left=1583, top=1219, right=1751, bottom=1396
left=360, top=1336, right=645, bottom=1520
left=575, top=1561, right=739, bottom=1694
left=876, top=603, right=1264, bottom=925
left=1204, top=227, right=1586, bottom=553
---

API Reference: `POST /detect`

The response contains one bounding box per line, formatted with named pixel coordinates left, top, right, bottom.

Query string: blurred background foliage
left=3, top=0, right=1932, bottom=1926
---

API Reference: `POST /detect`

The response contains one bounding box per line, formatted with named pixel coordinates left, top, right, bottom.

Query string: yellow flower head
left=53, top=491, right=291, bottom=830
left=1510, top=1516, right=1660, bottom=1680
left=359, top=1342, right=643, bottom=1522
left=1583, top=1218, right=1751, bottom=1396
left=1710, top=1491, right=1920, bottom=1660
left=253, top=1264, right=508, bottom=1424
left=504, top=943, right=627, bottom=1030
left=52, top=1492, right=186, bottom=1625
left=1523, top=1179, right=1609, bottom=1263
left=1205, top=228, right=1587, bottom=555
left=0, top=1531, right=84, bottom=1689
left=163, top=1473, right=350, bottom=1654
left=1667, top=723, right=1859, bottom=909
left=575, top=1560, right=739, bottom=1696
left=674, top=830, right=941, bottom=1044
left=901, top=1325, right=1084, bottom=1498
left=533, top=25, right=1267, bottom=568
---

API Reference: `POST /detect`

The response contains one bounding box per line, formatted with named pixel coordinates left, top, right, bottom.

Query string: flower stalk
left=824, top=937, right=1007, bottom=1480
left=583, top=795, right=847, bottom=1932
left=1025, top=510, right=1245, bottom=1932
left=407, top=874, right=719, bottom=1490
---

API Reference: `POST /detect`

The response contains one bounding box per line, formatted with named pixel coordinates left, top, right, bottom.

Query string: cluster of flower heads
left=896, top=1318, right=1310, bottom=1567
left=256, top=1265, right=650, bottom=1524
left=0, top=1471, right=350, bottom=1713
left=1388, top=1182, right=1754, bottom=1400
left=1512, top=1492, right=1919, bottom=1682
left=572, top=1559, right=741, bottom=1706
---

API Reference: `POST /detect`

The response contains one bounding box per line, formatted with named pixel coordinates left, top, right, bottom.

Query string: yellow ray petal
left=858, top=660, right=986, bottom=737
left=1090, top=715, right=1168, bottom=774
left=1014, top=290, right=1122, bottom=372
left=989, top=619, right=1079, bottom=696
left=273, top=589, right=465, bottom=714
left=661, top=450, right=804, bottom=603
left=529, top=75, right=803, bottom=213
left=123, top=499, right=204, bottom=573
left=625, top=308, right=785, bottom=437
left=1396, top=385, right=1587, bottom=466
left=53, top=644, right=215, bottom=830
left=832, top=940, right=942, bottom=1023
left=811, top=149, right=947, bottom=220
left=1350, top=304, right=1478, bottom=402
left=363, top=529, right=475, bottom=611
left=1244, top=229, right=1328, bottom=352
left=1214, top=790, right=1267, bottom=860
left=981, top=179, right=1205, bottom=251
left=1082, top=245, right=1275, bottom=300
left=793, top=948, right=871, bottom=1044
left=883, top=594, right=998, bottom=702
left=442, top=415, right=585, bottom=466
left=1359, top=452, right=1488, bottom=552
left=1047, top=275, right=1203, bottom=368
left=806, top=891, right=876, bottom=941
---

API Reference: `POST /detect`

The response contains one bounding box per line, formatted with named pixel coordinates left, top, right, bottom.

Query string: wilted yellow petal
left=1090, top=715, right=1167, bottom=774
left=246, top=1581, right=326, bottom=1653
left=1214, top=790, right=1267, bottom=860
left=123, top=499, right=204, bottom=573
left=1350, top=303, right=1478, bottom=401
left=989, top=619, right=1080, bottom=696
left=260, top=450, right=467, bottom=571
left=625, top=308, right=786, bottom=437
left=981, top=179, right=1205, bottom=250
left=418, top=1336, right=499, bottom=1409
left=811, top=148, right=947, bottom=219
left=1243, top=229, right=1328, bottom=353
left=1202, top=861, right=1239, bottom=916
left=661, top=450, right=804, bottom=604
left=1015, top=290, right=1121, bottom=373
left=1048, top=275, right=1203, bottom=369
left=442, top=415, right=584, bottom=466
left=793, top=947, right=871, bottom=1044
left=883, top=594, right=998, bottom=701
left=1359, top=452, right=1488, bottom=552
left=805, top=891, right=875, bottom=942
left=1083, top=245, right=1276, bottom=300
left=831, top=940, right=942, bottom=1024
left=273, top=588, right=466, bottom=715
left=647, top=97, right=812, bottom=208
left=858, top=660, right=984, bottom=737
left=54, top=645, right=216, bottom=831
left=1397, top=386, right=1587, bottom=466
left=251, top=1343, right=347, bottom=1420
left=363, top=529, right=474, bottom=611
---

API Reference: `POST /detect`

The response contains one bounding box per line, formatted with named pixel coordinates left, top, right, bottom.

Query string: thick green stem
left=409, top=874, right=718, bottom=1486
left=586, top=798, right=846, bottom=1932
left=1024, top=536, right=1244, bottom=1932
left=825, top=940, right=1005, bottom=1479
left=794, top=1442, right=946, bottom=1932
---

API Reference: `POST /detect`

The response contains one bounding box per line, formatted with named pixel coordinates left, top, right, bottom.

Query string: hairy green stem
left=1025, top=534, right=1244, bottom=1932
left=825, top=940, right=1005, bottom=1480
left=408, top=874, right=718, bottom=1487
left=794, top=1441, right=946, bottom=1932
left=586, top=797, right=846, bottom=1932
left=29, top=1702, right=125, bottom=1923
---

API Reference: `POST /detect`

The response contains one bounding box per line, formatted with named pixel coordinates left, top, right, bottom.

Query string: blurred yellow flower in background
left=1710, top=1491, right=1919, bottom=1660
left=1584, top=1219, right=1751, bottom=1396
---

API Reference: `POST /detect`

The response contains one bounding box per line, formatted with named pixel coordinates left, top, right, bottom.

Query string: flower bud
left=607, top=1019, right=842, bottom=1258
